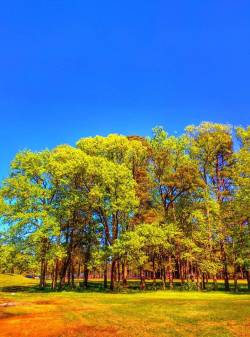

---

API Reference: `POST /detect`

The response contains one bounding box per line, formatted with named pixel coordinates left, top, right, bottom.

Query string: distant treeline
left=0, top=122, right=249, bottom=291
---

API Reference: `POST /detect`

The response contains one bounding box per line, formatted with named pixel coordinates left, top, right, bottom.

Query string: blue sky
left=0, top=1, right=250, bottom=179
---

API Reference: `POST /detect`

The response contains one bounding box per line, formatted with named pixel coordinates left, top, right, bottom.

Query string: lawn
left=0, top=274, right=249, bottom=337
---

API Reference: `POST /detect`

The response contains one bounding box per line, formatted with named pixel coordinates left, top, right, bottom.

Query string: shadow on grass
left=1, top=280, right=249, bottom=295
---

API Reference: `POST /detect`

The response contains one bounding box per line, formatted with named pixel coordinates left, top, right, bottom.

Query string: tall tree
left=186, top=122, right=234, bottom=290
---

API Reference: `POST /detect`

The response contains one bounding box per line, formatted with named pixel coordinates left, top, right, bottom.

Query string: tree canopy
left=0, top=123, right=249, bottom=292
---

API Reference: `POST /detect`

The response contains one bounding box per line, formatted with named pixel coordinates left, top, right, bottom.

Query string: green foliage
left=0, top=122, right=249, bottom=292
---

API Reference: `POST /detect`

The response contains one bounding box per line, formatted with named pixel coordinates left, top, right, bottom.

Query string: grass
left=0, top=274, right=249, bottom=337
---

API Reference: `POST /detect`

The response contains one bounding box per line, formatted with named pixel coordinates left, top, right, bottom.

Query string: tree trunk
left=212, top=275, right=218, bottom=290
left=221, top=241, right=230, bottom=291
left=77, top=260, right=81, bottom=279
left=161, top=267, right=166, bottom=290
left=83, top=262, right=89, bottom=288
left=103, top=236, right=108, bottom=289
left=168, top=257, right=174, bottom=289
left=140, top=267, right=146, bottom=290
left=103, top=262, right=108, bottom=289
left=67, top=260, right=71, bottom=286
left=152, top=257, right=156, bottom=289
left=51, top=261, right=58, bottom=290
left=71, top=263, right=75, bottom=288
left=53, top=259, right=59, bottom=289
left=39, top=259, right=46, bottom=288
left=233, top=263, right=238, bottom=292
left=110, top=260, right=116, bottom=291
left=180, top=261, right=185, bottom=285
left=202, top=273, right=206, bottom=290
left=117, top=260, right=121, bottom=287
left=246, top=270, right=250, bottom=291
left=122, top=261, right=128, bottom=287
left=59, top=256, right=71, bottom=288
left=196, top=268, right=201, bottom=291
left=223, top=262, right=230, bottom=291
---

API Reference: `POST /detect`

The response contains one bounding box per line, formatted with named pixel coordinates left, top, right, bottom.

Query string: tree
left=0, top=123, right=249, bottom=292
left=186, top=122, right=234, bottom=290
left=77, top=134, right=141, bottom=289
left=0, top=150, right=59, bottom=287
left=149, top=126, right=200, bottom=222
left=231, top=127, right=250, bottom=290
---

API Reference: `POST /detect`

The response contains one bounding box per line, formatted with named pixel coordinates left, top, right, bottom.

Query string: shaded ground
left=0, top=274, right=248, bottom=293
left=0, top=274, right=249, bottom=337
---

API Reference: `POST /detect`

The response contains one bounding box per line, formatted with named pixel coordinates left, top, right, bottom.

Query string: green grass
left=0, top=274, right=249, bottom=337
left=0, top=274, right=38, bottom=288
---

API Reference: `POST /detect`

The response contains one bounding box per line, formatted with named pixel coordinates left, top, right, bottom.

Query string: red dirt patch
left=0, top=311, right=118, bottom=337
left=34, top=300, right=58, bottom=305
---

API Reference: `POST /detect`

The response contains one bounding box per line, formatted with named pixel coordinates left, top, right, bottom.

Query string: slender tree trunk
left=233, top=265, right=238, bottom=292
left=54, top=259, right=59, bottom=289
left=196, top=268, right=201, bottom=291
left=77, top=260, right=81, bottom=279
left=221, top=242, right=230, bottom=291
left=140, top=267, right=146, bottom=290
left=51, top=268, right=55, bottom=290
left=71, top=263, right=75, bottom=288
left=39, top=262, right=44, bottom=288
left=103, top=235, right=108, bottom=289
left=180, top=261, right=185, bottom=285
left=39, top=258, right=46, bottom=288
left=67, top=260, right=71, bottom=286
left=212, top=275, right=218, bottom=290
left=39, top=239, right=48, bottom=288
left=168, top=257, right=174, bottom=289
left=176, top=256, right=180, bottom=280
left=51, top=261, right=59, bottom=290
left=59, top=227, right=73, bottom=288
left=161, top=267, right=166, bottom=290
left=110, top=260, right=116, bottom=291
left=247, top=270, right=250, bottom=291
left=103, top=262, right=108, bottom=289
left=122, top=261, right=128, bottom=287
left=152, top=256, right=156, bottom=289
left=117, top=260, right=121, bottom=287
left=240, top=267, right=243, bottom=280
left=83, top=262, right=89, bottom=288
left=202, top=273, right=206, bottom=290
left=59, top=256, right=71, bottom=288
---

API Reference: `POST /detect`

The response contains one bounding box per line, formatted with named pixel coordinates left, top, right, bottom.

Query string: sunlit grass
left=0, top=274, right=38, bottom=288
left=0, top=274, right=249, bottom=337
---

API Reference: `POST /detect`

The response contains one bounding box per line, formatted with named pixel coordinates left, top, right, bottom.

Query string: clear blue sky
left=1, top=1, right=250, bottom=179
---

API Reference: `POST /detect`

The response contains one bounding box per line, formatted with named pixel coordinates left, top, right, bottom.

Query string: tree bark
left=122, top=261, right=128, bottom=287
left=83, top=262, right=89, bottom=288
left=161, top=267, right=166, bottom=290
left=247, top=270, right=250, bottom=291
left=117, top=260, right=121, bottom=287
left=103, top=262, right=108, bottom=289
left=39, top=259, right=46, bottom=288
left=152, top=256, right=156, bottom=289
left=202, top=273, right=206, bottom=290
left=110, top=260, right=116, bottom=291
left=168, top=257, right=174, bottom=289
left=69, top=263, right=74, bottom=288
left=233, top=269, right=238, bottom=292
left=180, top=261, right=185, bottom=285
left=196, top=268, right=201, bottom=291
left=140, top=267, right=146, bottom=290
left=222, top=244, right=230, bottom=291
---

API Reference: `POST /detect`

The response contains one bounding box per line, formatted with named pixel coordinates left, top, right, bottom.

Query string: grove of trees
left=0, top=122, right=249, bottom=292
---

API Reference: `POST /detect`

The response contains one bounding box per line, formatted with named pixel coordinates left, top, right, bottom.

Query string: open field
left=0, top=275, right=250, bottom=337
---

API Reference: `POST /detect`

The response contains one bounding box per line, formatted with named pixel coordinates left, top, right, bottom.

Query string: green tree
left=186, top=122, right=234, bottom=290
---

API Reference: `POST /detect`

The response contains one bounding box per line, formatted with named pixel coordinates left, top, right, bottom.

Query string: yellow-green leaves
left=149, top=126, right=200, bottom=219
